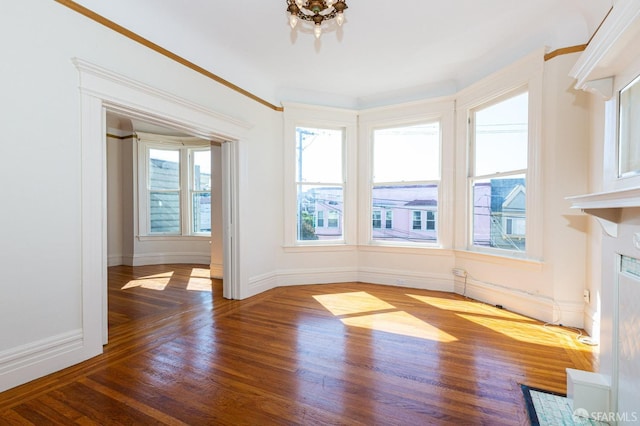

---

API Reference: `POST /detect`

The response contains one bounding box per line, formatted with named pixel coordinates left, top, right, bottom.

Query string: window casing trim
left=455, top=50, right=544, bottom=261
left=283, top=104, right=358, bottom=247
left=360, top=103, right=454, bottom=248
left=137, top=135, right=212, bottom=238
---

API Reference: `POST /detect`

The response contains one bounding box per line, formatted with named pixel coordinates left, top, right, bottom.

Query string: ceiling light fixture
left=287, top=0, right=348, bottom=39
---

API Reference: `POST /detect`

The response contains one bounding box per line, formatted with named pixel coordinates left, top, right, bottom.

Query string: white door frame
left=74, top=58, right=247, bottom=347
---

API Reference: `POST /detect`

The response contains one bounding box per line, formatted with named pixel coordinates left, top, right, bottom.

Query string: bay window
left=371, top=122, right=441, bottom=244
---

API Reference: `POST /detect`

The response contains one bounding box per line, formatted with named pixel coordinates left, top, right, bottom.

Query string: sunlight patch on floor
left=190, top=268, right=211, bottom=279
left=121, top=272, right=173, bottom=290
left=407, top=294, right=535, bottom=321
left=342, top=311, right=457, bottom=342
left=456, top=313, right=557, bottom=344
left=313, top=291, right=396, bottom=316
left=186, top=278, right=212, bottom=292
left=314, top=291, right=456, bottom=342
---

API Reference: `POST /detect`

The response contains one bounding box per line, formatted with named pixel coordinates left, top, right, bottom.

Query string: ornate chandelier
left=286, top=0, right=349, bottom=39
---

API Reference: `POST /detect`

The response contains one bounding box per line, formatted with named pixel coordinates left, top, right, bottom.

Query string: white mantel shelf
left=566, top=187, right=640, bottom=237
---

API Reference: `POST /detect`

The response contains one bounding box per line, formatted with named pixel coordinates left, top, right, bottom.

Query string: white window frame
left=455, top=50, right=543, bottom=260
left=136, top=132, right=211, bottom=239
left=359, top=99, right=454, bottom=249
left=283, top=103, right=358, bottom=248
left=468, top=88, right=528, bottom=254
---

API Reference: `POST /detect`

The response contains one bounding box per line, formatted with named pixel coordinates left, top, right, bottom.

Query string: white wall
left=542, top=53, right=591, bottom=325
left=0, top=0, right=281, bottom=392
left=584, top=95, right=605, bottom=341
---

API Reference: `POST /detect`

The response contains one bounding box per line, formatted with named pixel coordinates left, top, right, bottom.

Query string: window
left=191, top=150, right=212, bottom=234
left=139, top=138, right=211, bottom=237
left=149, top=148, right=181, bottom=233
left=426, top=211, right=436, bottom=231
left=316, top=210, right=324, bottom=227
left=469, top=90, right=527, bottom=252
left=412, top=211, right=422, bottom=230
left=327, top=210, right=339, bottom=228
left=371, top=122, right=440, bottom=243
left=296, top=126, right=344, bottom=241
left=372, top=210, right=382, bottom=229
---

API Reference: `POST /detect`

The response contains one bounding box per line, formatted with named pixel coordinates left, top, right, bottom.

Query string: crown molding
left=570, top=0, right=640, bottom=90
left=55, top=0, right=283, bottom=112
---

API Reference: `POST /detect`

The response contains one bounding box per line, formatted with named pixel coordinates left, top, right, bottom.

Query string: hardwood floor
left=0, top=264, right=596, bottom=425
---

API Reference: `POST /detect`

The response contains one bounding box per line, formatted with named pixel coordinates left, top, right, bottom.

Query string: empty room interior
left=1, top=0, right=640, bottom=423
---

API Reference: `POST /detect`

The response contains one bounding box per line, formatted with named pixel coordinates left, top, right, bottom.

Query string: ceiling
left=74, top=0, right=613, bottom=110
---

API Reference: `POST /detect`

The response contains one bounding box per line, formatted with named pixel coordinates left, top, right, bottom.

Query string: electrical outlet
left=452, top=268, right=467, bottom=278
left=583, top=289, right=590, bottom=303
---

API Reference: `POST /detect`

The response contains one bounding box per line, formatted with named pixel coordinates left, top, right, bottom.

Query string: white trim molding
left=570, top=0, right=640, bottom=90
left=0, top=330, right=84, bottom=393
left=73, top=57, right=248, bottom=356
left=358, top=268, right=453, bottom=293
left=454, top=275, right=584, bottom=327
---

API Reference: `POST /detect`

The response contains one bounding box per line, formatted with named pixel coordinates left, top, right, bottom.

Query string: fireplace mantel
left=566, top=187, right=640, bottom=237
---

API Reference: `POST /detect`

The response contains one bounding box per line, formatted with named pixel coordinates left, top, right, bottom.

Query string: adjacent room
left=1, top=0, right=639, bottom=423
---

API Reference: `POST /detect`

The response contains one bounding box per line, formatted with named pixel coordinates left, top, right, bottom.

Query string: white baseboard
left=0, top=329, right=95, bottom=393
left=454, top=276, right=585, bottom=327
left=246, top=267, right=453, bottom=300
left=247, top=271, right=279, bottom=298
left=583, top=302, right=600, bottom=339
left=358, top=267, right=454, bottom=292
left=209, top=262, right=223, bottom=279
left=131, top=253, right=211, bottom=266
left=108, top=255, right=124, bottom=267
left=108, top=252, right=210, bottom=267
left=246, top=267, right=359, bottom=299
left=276, top=267, right=359, bottom=287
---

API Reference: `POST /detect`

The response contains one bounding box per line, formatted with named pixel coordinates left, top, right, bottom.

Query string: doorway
left=74, top=58, right=244, bottom=352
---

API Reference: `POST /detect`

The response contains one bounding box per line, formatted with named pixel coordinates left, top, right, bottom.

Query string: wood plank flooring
left=0, top=264, right=596, bottom=425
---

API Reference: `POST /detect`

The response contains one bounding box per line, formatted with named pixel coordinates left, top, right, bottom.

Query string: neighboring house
left=372, top=185, right=438, bottom=242
left=149, top=158, right=212, bottom=233
left=473, top=178, right=526, bottom=251
left=303, top=181, right=525, bottom=247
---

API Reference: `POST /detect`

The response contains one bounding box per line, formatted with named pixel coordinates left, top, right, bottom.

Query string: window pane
left=150, top=149, right=180, bottom=190
left=193, top=150, right=211, bottom=191
left=296, top=127, right=343, bottom=183
left=474, top=92, right=528, bottom=176
left=373, top=123, right=440, bottom=183
left=297, top=185, right=343, bottom=241
left=619, top=75, right=640, bottom=176
left=192, top=192, right=211, bottom=233
left=472, top=176, right=525, bottom=251
left=372, top=185, right=438, bottom=242
left=372, top=211, right=382, bottom=229
left=150, top=191, right=180, bottom=233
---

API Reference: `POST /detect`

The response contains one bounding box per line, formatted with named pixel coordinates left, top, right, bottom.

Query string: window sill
left=359, top=244, right=452, bottom=256
left=137, top=235, right=211, bottom=242
left=283, top=244, right=357, bottom=253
